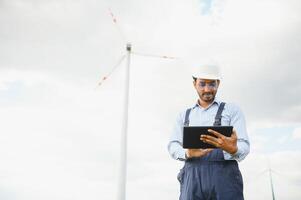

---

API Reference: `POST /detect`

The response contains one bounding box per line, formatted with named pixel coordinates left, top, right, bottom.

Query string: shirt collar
left=192, top=98, right=221, bottom=110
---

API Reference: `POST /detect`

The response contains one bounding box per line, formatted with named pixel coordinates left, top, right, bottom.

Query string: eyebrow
left=199, top=80, right=216, bottom=83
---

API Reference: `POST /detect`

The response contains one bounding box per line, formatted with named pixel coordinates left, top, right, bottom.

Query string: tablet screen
left=183, top=126, right=233, bottom=149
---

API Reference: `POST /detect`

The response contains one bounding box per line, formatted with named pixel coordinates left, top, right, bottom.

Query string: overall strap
left=184, top=108, right=192, bottom=126
left=213, top=102, right=225, bottom=126
left=210, top=102, right=226, bottom=161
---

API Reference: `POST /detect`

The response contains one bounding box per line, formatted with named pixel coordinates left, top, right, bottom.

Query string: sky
left=0, top=0, right=301, bottom=199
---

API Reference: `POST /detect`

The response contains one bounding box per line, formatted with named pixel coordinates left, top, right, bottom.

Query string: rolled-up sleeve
left=167, top=112, right=187, bottom=161
left=223, top=105, right=250, bottom=162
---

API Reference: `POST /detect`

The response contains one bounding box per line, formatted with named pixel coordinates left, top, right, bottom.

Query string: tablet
left=183, top=126, right=233, bottom=149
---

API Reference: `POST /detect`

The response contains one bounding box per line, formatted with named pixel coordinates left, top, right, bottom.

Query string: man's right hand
left=186, top=149, right=213, bottom=158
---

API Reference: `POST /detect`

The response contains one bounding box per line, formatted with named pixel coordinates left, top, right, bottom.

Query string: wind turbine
left=247, top=157, right=277, bottom=200
left=97, top=8, right=178, bottom=200
left=267, top=158, right=276, bottom=200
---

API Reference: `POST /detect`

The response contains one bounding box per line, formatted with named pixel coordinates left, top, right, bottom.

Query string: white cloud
left=292, top=127, right=301, bottom=139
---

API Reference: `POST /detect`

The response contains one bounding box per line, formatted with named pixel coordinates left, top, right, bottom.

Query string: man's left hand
left=200, top=129, right=238, bottom=154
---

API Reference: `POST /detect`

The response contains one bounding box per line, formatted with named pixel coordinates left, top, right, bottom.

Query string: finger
left=200, top=135, right=219, bottom=143
left=201, top=138, right=219, bottom=147
left=208, top=129, right=224, bottom=139
left=201, top=135, right=223, bottom=146
left=188, top=149, right=198, bottom=153
left=200, top=148, right=212, bottom=152
left=205, top=148, right=214, bottom=153
left=202, top=148, right=214, bottom=155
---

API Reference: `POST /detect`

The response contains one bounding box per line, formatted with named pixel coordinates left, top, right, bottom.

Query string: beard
left=200, top=92, right=215, bottom=102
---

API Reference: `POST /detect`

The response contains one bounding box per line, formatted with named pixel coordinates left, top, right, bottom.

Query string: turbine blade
left=96, top=55, right=126, bottom=88
left=108, top=8, right=127, bottom=43
left=132, top=51, right=178, bottom=60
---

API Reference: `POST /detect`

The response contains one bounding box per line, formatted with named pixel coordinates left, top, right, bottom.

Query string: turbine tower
left=268, top=159, right=276, bottom=200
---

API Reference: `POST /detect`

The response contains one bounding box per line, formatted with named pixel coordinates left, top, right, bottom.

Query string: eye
left=199, top=81, right=206, bottom=87
left=208, top=82, right=216, bottom=87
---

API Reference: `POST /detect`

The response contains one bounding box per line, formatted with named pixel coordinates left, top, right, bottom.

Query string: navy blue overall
left=178, top=103, right=244, bottom=200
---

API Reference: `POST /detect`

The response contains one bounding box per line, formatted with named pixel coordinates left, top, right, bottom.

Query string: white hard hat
left=192, top=64, right=222, bottom=80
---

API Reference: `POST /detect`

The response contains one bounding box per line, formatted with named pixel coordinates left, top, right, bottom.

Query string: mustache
left=202, top=93, right=213, bottom=96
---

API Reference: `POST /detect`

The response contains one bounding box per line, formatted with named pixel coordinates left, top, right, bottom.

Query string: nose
left=203, top=85, right=212, bottom=92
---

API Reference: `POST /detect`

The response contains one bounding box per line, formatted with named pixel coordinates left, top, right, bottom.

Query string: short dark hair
left=192, top=76, right=197, bottom=81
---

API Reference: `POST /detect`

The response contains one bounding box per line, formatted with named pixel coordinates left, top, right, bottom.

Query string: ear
left=193, top=79, right=197, bottom=89
left=216, top=80, right=220, bottom=88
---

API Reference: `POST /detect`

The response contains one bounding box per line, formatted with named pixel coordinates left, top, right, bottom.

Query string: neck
left=198, top=99, right=214, bottom=109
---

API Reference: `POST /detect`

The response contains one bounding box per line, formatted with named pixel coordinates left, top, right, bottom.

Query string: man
left=167, top=64, right=250, bottom=200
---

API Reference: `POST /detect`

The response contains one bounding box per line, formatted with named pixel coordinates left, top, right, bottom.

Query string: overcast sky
left=0, top=0, right=301, bottom=199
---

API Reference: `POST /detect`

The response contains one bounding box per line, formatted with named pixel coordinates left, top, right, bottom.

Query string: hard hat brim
left=192, top=73, right=221, bottom=80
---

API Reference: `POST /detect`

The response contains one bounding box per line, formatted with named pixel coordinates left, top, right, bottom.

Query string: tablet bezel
left=183, top=126, right=233, bottom=149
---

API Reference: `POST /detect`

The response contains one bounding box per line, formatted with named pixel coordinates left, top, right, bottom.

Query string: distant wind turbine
left=248, top=157, right=277, bottom=200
